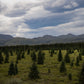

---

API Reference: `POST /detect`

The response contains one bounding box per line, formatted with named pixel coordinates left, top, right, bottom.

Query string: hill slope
left=0, top=34, right=84, bottom=46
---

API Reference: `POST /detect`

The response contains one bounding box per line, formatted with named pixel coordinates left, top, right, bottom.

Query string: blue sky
left=0, top=0, right=84, bottom=38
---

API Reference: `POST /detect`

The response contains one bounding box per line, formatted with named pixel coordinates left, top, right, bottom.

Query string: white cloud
left=0, top=0, right=83, bottom=38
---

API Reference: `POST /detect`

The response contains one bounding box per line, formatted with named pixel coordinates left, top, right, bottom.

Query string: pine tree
left=70, top=60, right=74, bottom=67
left=15, top=63, right=18, bottom=75
left=22, top=52, right=25, bottom=58
left=31, top=52, right=36, bottom=62
left=27, top=49, right=30, bottom=55
left=58, top=50, right=63, bottom=62
left=28, top=62, right=40, bottom=79
left=8, top=62, right=15, bottom=75
left=37, top=51, right=45, bottom=64
left=75, top=56, right=80, bottom=66
left=68, top=73, right=72, bottom=80
left=0, top=52, right=4, bottom=64
left=64, top=52, right=70, bottom=63
left=60, top=61, right=67, bottom=73
left=79, top=53, right=82, bottom=61
left=79, top=63, right=84, bottom=84
left=4, top=53, right=9, bottom=63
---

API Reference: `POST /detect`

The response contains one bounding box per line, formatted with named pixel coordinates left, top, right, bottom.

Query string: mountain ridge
left=0, top=34, right=84, bottom=46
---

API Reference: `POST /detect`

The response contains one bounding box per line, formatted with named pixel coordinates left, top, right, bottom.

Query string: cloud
left=0, top=0, right=84, bottom=38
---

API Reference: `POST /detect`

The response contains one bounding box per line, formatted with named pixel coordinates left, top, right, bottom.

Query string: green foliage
left=22, top=52, right=25, bottom=58
left=0, top=52, right=4, bottom=64
left=58, top=50, right=63, bottom=62
left=64, top=52, right=70, bottom=63
left=4, top=53, right=9, bottom=63
left=37, top=51, right=45, bottom=64
left=15, top=63, right=18, bottom=75
left=8, top=62, right=18, bottom=75
left=8, top=62, right=15, bottom=75
left=31, top=52, right=36, bottom=62
left=28, top=62, right=40, bottom=80
left=79, top=53, right=82, bottom=61
left=68, top=73, right=72, bottom=80
left=70, top=60, right=74, bottom=67
left=75, top=56, right=80, bottom=66
left=60, top=61, right=67, bottom=73
left=79, top=63, right=84, bottom=84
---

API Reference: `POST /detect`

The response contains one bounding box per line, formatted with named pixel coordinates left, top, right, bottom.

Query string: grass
left=0, top=50, right=84, bottom=84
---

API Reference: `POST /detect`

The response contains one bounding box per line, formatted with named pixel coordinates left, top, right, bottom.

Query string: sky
left=0, top=0, right=84, bottom=38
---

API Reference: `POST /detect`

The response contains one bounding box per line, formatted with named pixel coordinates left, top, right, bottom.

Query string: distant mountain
left=0, top=34, right=13, bottom=46
left=0, top=34, right=84, bottom=46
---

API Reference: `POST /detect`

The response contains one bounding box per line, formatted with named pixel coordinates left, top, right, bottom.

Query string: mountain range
left=0, top=34, right=84, bottom=46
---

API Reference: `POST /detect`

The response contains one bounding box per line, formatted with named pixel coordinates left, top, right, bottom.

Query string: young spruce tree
left=60, top=61, right=67, bottom=73
left=64, top=52, right=70, bottom=63
left=28, top=62, right=40, bottom=79
left=58, top=50, right=63, bottom=62
left=8, top=62, right=15, bottom=75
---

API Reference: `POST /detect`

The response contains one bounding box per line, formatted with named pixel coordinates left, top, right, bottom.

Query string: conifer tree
left=0, top=52, right=3, bottom=64
left=22, top=52, right=25, bottom=58
left=60, top=61, right=67, bottom=73
left=79, top=53, right=82, bottom=61
left=70, top=60, right=74, bottom=67
left=37, top=51, right=45, bottom=64
left=15, top=63, right=18, bottom=75
left=4, top=53, right=9, bottom=63
left=31, top=52, right=36, bottom=62
left=58, top=50, right=63, bottom=62
left=68, top=73, right=72, bottom=80
left=28, top=62, right=40, bottom=79
left=79, top=63, right=84, bottom=84
left=64, top=52, right=70, bottom=63
left=75, top=56, right=80, bottom=66
left=27, top=49, right=30, bottom=55
left=8, top=62, right=15, bottom=75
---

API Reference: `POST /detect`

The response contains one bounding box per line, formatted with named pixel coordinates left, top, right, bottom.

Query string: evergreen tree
left=0, top=52, right=4, bottom=64
left=68, top=73, right=72, bottom=80
left=48, top=69, right=51, bottom=74
left=31, top=52, right=36, bottom=62
left=60, top=61, right=67, bottom=73
left=4, top=53, right=9, bottom=63
left=70, top=60, right=74, bottom=67
left=37, top=51, right=45, bottom=64
left=8, top=62, right=15, bottom=75
left=79, top=53, right=82, bottom=61
left=15, top=63, right=18, bottom=75
left=17, top=54, right=21, bottom=60
left=50, top=50, right=53, bottom=57
left=27, top=49, right=30, bottom=55
left=22, top=52, right=25, bottom=58
left=64, top=52, right=70, bottom=63
left=79, top=63, right=84, bottom=84
left=28, top=62, right=40, bottom=79
left=75, top=56, right=80, bottom=66
left=58, top=50, right=63, bottom=62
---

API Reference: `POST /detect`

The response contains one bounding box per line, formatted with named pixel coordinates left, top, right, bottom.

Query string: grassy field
left=0, top=50, right=84, bottom=84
